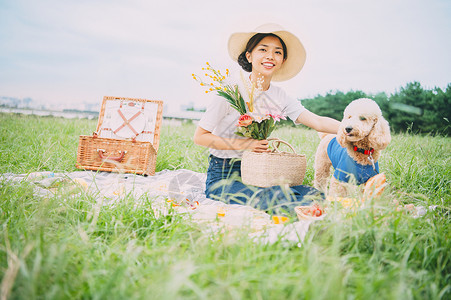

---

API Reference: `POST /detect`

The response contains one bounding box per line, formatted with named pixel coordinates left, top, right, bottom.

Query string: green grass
left=0, top=113, right=450, bottom=299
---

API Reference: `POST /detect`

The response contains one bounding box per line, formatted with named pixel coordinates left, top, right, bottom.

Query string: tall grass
left=0, top=113, right=450, bottom=299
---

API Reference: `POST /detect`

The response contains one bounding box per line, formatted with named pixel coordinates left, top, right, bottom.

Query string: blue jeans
left=205, top=155, right=324, bottom=215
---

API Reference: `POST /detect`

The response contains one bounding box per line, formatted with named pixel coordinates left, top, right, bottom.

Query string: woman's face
left=246, top=35, right=286, bottom=80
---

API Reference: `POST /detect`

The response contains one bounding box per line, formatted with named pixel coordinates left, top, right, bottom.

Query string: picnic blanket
left=1, top=169, right=315, bottom=246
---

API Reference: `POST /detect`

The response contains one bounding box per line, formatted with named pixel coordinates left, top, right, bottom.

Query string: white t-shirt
left=198, top=79, right=306, bottom=159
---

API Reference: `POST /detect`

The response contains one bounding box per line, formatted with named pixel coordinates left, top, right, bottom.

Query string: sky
left=0, top=0, right=450, bottom=114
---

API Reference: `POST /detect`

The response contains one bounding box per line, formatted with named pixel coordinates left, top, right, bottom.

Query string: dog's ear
left=336, top=123, right=347, bottom=147
left=367, top=116, right=391, bottom=150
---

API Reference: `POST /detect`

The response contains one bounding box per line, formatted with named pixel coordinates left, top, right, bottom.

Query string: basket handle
left=97, top=149, right=127, bottom=162
left=268, top=138, right=297, bottom=154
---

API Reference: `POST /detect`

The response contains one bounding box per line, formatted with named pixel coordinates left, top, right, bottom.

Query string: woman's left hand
left=247, top=139, right=270, bottom=153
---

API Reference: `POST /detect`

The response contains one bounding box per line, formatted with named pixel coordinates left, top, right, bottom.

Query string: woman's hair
left=237, top=33, right=288, bottom=72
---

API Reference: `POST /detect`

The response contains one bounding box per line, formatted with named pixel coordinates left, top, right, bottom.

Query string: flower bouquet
left=193, top=62, right=285, bottom=140
left=193, top=63, right=306, bottom=188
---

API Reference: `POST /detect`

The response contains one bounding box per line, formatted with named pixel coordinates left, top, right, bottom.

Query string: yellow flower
left=247, top=83, right=256, bottom=112
left=246, top=101, right=253, bottom=112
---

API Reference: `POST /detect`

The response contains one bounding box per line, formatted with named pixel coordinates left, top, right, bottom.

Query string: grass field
left=0, top=113, right=450, bottom=299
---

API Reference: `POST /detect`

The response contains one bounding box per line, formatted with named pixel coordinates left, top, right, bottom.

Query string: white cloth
left=1, top=170, right=314, bottom=246
left=198, top=80, right=306, bottom=159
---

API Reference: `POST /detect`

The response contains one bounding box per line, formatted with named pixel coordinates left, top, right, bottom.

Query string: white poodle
left=314, top=98, right=391, bottom=197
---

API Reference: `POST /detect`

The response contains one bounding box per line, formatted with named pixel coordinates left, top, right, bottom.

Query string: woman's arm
left=295, top=110, right=340, bottom=134
left=193, top=126, right=269, bottom=152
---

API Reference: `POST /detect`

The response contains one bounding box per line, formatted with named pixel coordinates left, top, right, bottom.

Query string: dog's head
left=337, top=98, right=391, bottom=150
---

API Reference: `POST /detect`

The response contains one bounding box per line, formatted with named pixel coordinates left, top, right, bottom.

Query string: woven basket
left=241, top=138, right=306, bottom=187
left=76, top=136, right=157, bottom=175
left=76, top=96, right=163, bottom=176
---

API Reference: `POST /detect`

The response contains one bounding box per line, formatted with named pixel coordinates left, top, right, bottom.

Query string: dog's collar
left=353, top=146, right=378, bottom=172
left=353, top=146, right=374, bottom=155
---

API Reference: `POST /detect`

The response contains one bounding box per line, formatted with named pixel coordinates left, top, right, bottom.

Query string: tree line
left=297, top=81, right=450, bottom=136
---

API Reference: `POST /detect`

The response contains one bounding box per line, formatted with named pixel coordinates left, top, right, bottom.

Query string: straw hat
left=227, top=23, right=306, bottom=82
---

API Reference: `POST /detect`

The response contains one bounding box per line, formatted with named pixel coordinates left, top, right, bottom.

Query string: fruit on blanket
left=272, top=216, right=289, bottom=224
left=217, top=207, right=226, bottom=217
left=311, top=207, right=323, bottom=217
left=307, top=204, right=324, bottom=217
left=295, top=204, right=325, bottom=220
left=364, top=173, right=386, bottom=198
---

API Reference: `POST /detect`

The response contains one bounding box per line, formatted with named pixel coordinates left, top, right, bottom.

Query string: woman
left=193, top=23, right=340, bottom=215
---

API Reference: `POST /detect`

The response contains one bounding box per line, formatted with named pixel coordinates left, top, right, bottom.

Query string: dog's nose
left=345, top=126, right=353, bottom=133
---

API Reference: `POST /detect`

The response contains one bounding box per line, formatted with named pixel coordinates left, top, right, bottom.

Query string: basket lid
left=111, top=105, right=145, bottom=139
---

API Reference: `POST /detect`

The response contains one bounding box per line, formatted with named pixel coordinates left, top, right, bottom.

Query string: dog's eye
left=359, top=116, right=367, bottom=121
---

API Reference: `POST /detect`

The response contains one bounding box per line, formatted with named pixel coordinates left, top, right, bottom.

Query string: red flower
left=237, top=114, right=253, bottom=127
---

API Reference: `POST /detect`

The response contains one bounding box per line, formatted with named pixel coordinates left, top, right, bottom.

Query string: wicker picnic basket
left=76, top=96, right=163, bottom=176
left=241, top=138, right=306, bottom=188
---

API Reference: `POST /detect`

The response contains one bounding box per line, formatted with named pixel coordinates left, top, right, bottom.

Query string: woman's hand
left=245, top=139, right=270, bottom=152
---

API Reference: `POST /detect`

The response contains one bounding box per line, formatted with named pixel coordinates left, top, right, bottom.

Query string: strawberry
left=308, top=204, right=323, bottom=217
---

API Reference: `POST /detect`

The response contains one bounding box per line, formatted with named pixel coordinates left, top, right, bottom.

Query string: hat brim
left=228, top=27, right=306, bottom=82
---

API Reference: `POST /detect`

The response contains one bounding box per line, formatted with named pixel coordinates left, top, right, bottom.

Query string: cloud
left=0, top=0, right=450, bottom=110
